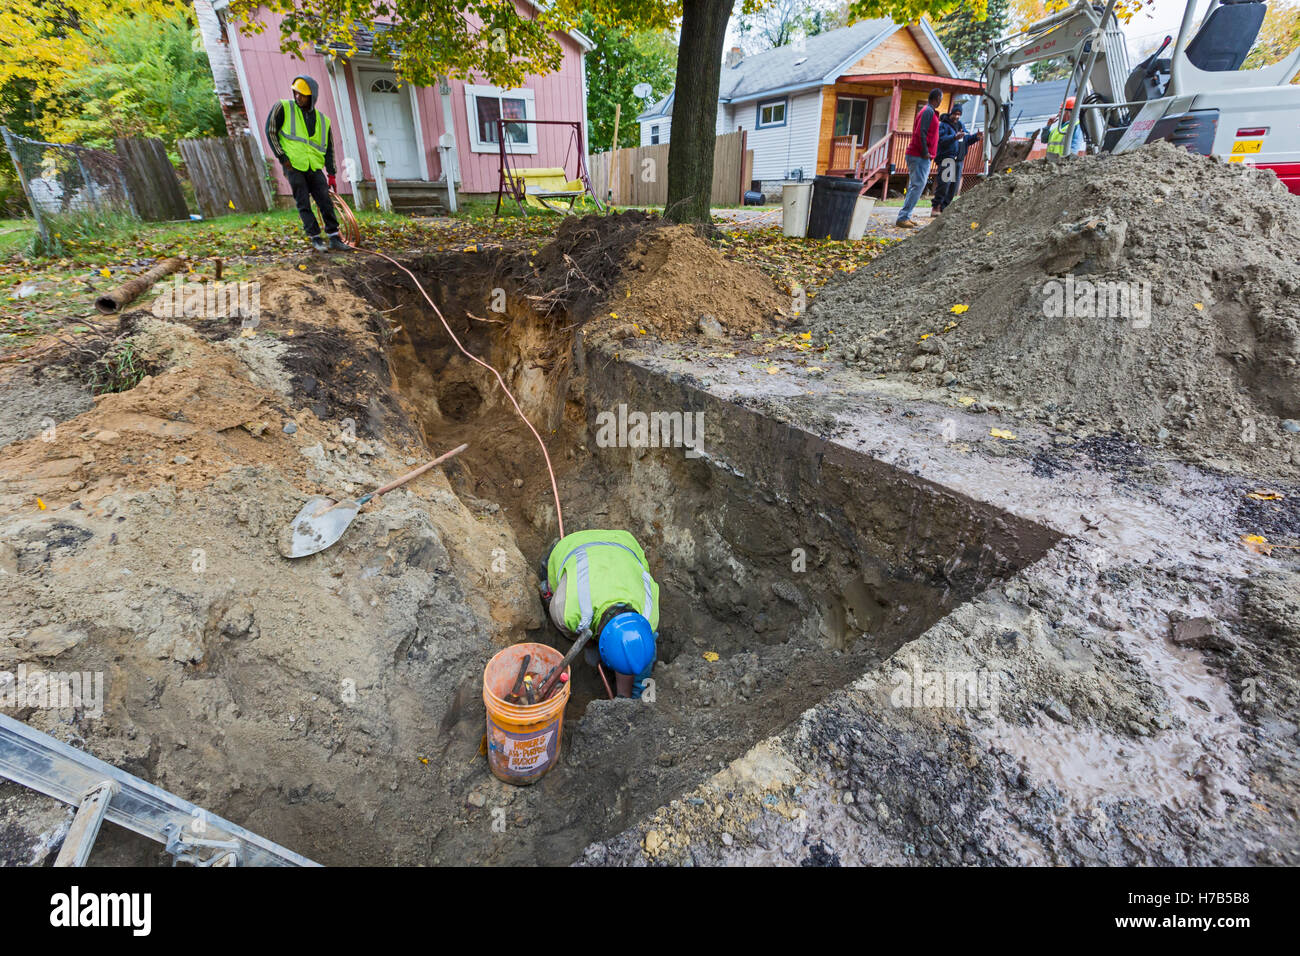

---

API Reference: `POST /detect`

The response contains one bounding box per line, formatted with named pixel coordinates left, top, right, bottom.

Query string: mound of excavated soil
left=528, top=211, right=789, bottom=340
left=804, top=141, right=1300, bottom=477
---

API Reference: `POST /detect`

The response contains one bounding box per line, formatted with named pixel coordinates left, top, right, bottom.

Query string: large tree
left=932, top=0, right=1008, bottom=76
left=0, top=0, right=186, bottom=131
left=579, top=12, right=677, bottom=151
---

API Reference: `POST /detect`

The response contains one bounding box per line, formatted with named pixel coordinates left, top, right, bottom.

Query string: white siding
left=722, top=88, right=822, bottom=186
left=635, top=88, right=822, bottom=189
left=639, top=117, right=671, bottom=146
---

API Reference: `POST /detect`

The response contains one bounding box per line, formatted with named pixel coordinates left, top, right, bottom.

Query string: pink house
left=195, top=0, right=594, bottom=211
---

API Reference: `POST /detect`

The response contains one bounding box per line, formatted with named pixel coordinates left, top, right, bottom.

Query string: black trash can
left=806, top=175, right=864, bottom=240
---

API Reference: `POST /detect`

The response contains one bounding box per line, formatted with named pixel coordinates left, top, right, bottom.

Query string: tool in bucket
left=281, top=443, right=469, bottom=558
left=536, top=628, right=592, bottom=701
left=505, top=655, right=531, bottom=704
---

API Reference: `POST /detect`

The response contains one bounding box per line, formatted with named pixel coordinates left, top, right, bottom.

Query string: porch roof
left=838, top=72, right=984, bottom=93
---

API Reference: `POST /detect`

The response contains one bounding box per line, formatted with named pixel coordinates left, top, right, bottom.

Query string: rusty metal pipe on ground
left=94, top=257, right=185, bottom=315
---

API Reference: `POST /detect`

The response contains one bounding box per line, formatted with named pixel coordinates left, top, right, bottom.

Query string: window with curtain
left=465, top=85, right=537, bottom=153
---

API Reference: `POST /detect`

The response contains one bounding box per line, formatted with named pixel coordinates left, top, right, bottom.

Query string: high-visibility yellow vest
left=1047, top=123, right=1068, bottom=157
left=278, top=99, right=330, bottom=171
left=547, top=530, right=660, bottom=635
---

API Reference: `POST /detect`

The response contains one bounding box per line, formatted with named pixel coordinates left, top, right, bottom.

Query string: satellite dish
left=633, top=82, right=653, bottom=100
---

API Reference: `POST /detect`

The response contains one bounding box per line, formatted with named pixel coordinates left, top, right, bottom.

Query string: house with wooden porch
left=641, top=18, right=984, bottom=199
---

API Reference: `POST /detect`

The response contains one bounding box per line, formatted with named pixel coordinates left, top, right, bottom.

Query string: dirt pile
left=803, top=141, right=1300, bottom=477
left=526, top=211, right=788, bottom=339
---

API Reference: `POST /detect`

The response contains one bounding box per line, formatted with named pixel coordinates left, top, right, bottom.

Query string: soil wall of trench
left=5, top=257, right=1058, bottom=867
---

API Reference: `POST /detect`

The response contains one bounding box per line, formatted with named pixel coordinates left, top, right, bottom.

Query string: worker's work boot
left=309, top=236, right=327, bottom=252
left=327, top=234, right=352, bottom=252
left=896, top=219, right=917, bottom=229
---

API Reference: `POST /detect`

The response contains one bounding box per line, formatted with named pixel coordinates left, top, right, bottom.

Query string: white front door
left=360, top=71, right=422, bottom=180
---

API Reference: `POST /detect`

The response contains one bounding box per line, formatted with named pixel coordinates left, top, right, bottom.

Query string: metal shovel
left=281, top=443, right=468, bottom=559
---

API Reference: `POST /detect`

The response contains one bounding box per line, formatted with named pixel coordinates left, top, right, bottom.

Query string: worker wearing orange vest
left=266, top=76, right=350, bottom=252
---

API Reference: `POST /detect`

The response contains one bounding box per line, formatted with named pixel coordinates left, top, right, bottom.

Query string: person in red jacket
left=896, top=88, right=943, bottom=229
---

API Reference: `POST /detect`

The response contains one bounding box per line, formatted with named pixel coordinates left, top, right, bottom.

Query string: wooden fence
left=588, top=130, right=752, bottom=207
left=115, top=137, right=189, bottom=221
left=177, top=132, right=272, bottom=218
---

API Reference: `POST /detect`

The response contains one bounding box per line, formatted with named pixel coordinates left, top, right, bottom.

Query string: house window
left=833, top=97, right=870, bottom=145
left=370, top=78, right=400, bottom=94
left=756, top=97, right=787, bottom=129
left=651, top=125, right=660, bottom=145
left=464, top=84, right=537, bottom=154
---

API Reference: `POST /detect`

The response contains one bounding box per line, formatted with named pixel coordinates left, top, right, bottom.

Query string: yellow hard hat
left=291, top=78, right=311, bottom=96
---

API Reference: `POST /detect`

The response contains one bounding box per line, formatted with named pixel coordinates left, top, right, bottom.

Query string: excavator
left=981, top=0, right=1300, bottom=193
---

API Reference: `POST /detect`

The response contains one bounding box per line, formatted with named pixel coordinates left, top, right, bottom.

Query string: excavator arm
left=982, top=0, right=1129, bottom=160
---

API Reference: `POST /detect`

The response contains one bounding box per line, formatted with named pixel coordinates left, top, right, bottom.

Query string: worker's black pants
left=933, top=158, right=962, bottom=211
left=285, top=166, right=339, bottom=238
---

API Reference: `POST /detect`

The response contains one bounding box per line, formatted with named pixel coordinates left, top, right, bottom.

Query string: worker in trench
left=265, top=76, right=351, bottom=253
left=540, top=530, right=660, bottom=698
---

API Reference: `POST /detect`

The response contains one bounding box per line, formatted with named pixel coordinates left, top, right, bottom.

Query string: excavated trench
left=356, top=257, right=1061, bottom=865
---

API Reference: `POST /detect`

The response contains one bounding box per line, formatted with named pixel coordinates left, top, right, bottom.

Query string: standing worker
left=933, top=103, right=981, bottom=215
left=266, top=76, right=351, bottom=252
left=541, top=530, right=659, bottom=699
left=896, top=88, right=943, bottom=229
left=1045, top=96, right=1086, bottom=158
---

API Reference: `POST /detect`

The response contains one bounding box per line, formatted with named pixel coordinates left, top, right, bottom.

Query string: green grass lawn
left=0, top=219, right=36, bottom=256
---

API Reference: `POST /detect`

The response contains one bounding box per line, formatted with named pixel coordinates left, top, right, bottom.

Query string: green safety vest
left=547, top=530, right=660, bottom=635
left=278, top=99, right=330, bottom=171
left=1046, top=123, right=1068, bottom=157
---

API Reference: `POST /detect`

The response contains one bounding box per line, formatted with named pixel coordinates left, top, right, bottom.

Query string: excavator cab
left=1124, top=0, right=1267, bottom=105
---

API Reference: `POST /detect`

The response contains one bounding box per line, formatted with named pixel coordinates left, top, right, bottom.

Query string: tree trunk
left=663, top=0, right=732, bottom=224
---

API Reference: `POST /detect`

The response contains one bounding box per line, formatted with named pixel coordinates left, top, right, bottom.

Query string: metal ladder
left=0, top=713, right=319, bottom=867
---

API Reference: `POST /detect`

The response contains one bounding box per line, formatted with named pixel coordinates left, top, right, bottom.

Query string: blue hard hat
left=598, top=612, right=656, bottom=676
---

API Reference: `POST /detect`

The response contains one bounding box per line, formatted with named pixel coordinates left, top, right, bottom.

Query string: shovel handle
left=371, top=443, right=469, bottom=499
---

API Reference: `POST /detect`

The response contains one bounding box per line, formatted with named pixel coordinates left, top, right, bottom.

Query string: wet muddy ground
left=579, top=341, right=1298, bottom=865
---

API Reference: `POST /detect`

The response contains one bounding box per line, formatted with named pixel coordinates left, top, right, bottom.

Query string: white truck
left=982, top=0, right=1300, bottom=193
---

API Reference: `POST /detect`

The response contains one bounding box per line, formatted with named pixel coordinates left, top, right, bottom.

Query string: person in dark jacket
left=266, top=76, right=349, bottom=252
left=932, top=104, right=981, bottom=216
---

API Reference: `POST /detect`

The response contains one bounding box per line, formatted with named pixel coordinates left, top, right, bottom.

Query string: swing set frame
left=492, top=118, right=605, bottom=217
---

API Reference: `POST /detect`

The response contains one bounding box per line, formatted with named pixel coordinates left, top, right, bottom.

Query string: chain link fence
left=2, top=127, right=136, bottom=249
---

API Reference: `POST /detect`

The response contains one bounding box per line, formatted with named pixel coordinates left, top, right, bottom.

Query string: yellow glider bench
left=514, top=167, right=586, bottom=213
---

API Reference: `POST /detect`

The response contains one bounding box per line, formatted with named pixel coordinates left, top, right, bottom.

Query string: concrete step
left=396, top=204, right=446, bottom=217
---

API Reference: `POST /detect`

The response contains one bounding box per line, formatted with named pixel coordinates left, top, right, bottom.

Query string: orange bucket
left=482, top=642, right=571, bottom=785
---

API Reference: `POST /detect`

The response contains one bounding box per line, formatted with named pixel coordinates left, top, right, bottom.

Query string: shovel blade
left=281, top=496, right=361, bottom=558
